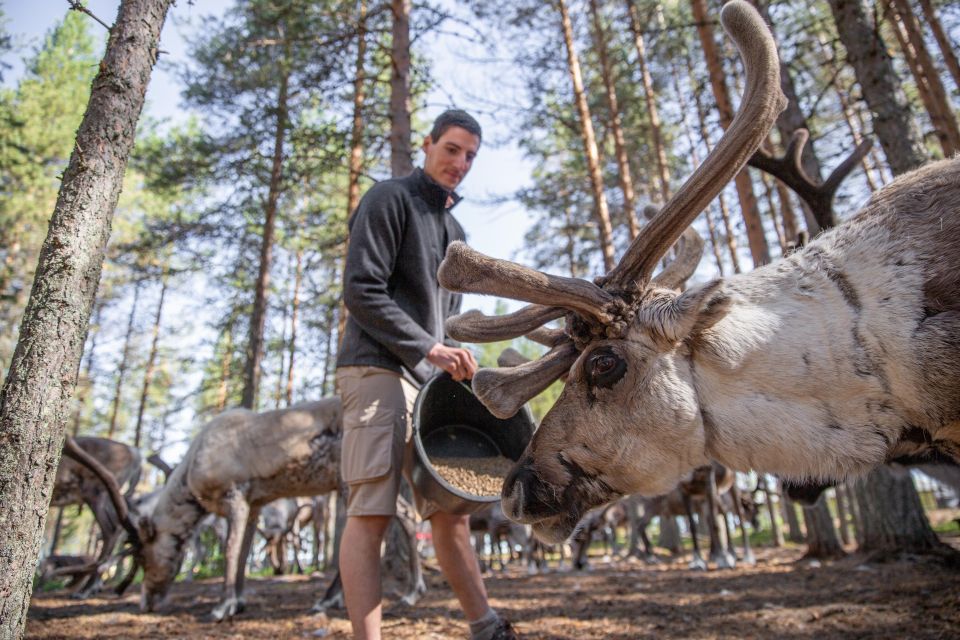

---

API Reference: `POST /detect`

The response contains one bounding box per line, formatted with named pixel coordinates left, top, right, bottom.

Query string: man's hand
left=426, top=343, right=478, bottom=381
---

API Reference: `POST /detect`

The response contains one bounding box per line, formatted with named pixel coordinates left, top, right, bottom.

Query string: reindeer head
left=137, top=513, right=185, bottom=611
left=438, top=1, right=786, bottom=543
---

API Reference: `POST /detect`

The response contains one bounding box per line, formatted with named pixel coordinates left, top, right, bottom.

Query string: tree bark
left=801, top=494, right=846, bottom=559
left=826, top=0, right=927, bottom=175
left=781, top=493, right=804, bottom=543
left=834, top=483, right=852, bottom=545
left=852, top=465, right=955, bottom=559
left=760, top=475, right=784, bottom=547
left=108, top=280, right=141, bottom=440
left=216, top=325, right=233, bottom=413
left=691, top=0, right=770, bottom=267
left=134, top=269, right=168, bottom=448
left=626, top=0, right=671, bottom=202
left=588, top=0, right=639, bottom=238
left=886, top=0, right=960, bottom=156
left=682, top=48, right=741, bottom=274
left=557, top=0, right=615, bottom=270
left=284, top=249, right=302, bottom=405
left=390, top=0, right=413, bottom=178
left=916, top=0, right=960, bottom=92
left=241, top=51, right=290, bottom=410
left=0, top=1, right=171, bottom=636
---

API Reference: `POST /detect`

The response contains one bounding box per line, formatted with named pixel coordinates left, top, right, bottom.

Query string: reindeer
left=48, top=436, right=141, bottom=595
left=71, top=400, right=342, bottom=620
left=259, top=497, right=314, bottom=575
left=436, top=0, right=960, bottom=544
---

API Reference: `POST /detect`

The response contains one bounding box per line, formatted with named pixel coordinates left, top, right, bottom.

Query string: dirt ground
left=27, top=534, right=960, bottom=640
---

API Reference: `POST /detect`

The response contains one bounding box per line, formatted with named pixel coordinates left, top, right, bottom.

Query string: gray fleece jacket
left=336, top=168, right=466, bottom=384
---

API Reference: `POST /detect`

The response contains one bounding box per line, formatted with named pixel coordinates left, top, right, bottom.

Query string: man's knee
left=346, top=514, right=393, bottom=541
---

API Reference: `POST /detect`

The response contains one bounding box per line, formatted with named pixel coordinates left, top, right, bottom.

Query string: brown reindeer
left=49, top=436, right=141, bottom=595
left=437, top=0, right=960, bottom=543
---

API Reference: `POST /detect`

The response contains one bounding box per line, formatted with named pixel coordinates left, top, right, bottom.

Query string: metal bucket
left=410, top=372, right=536, bottom=515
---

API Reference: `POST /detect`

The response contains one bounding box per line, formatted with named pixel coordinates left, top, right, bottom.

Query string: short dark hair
left=429, top=109, right=482, bottom=144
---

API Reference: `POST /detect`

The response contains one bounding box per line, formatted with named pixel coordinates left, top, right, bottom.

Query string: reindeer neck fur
left=149, top=459, right=208, bottom=563
left=687, top=157, right=960, bottom=482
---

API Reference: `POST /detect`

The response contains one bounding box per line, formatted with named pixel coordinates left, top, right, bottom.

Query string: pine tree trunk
left=852, top=465, right=955, bottom=559
left=781, top=493, right=805, bottom=543
left=589, top=0, right=639, bottom=238
left=627, top=0, right=671, bottom=202
left=658, top=515, right=681, bottom=555
left=916, top=0, right=960, bottom=92
left=557, top=0, right=615, bottom=270
left=760, top=475, right=784, bottom=547
left=834, top=483, right=852, bottom=545
left=886, top=0, right=960, bottom=155
left=241, top=58, right=290, bottom=410
left=801, top=495, right=846, bottom=559
left=216, top=326, right=233, bottom=413
left=682, top=50, right=741, bottom=273
left=338, top=0, right=368, bottom=344
left=72, top=303, right=102, bottom=436
left=0, top=1, right=171, bottom=635
left=108, top=281, right=141, bottom=439
left=691, top=0, right=770, bottom=267
left=390, top=0, right=413, bottom=178
left=753, top=0, right=826, bottom=234
left=134, top=269, right=168, bottom=448
left=826, top=0, right=927, bottom=175
left=285, top=249, right=302, bottom=405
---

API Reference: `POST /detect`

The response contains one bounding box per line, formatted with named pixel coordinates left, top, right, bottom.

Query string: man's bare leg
left=430, top=512, right=490, bottom=620
left=341, top=515, right=391, bottom=640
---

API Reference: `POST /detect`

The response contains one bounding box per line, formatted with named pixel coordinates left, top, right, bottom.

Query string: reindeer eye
left=587, top=349, right=627, bottom=389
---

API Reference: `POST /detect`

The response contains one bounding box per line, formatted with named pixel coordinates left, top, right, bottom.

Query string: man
left=336, top=110, right=518, bottom=640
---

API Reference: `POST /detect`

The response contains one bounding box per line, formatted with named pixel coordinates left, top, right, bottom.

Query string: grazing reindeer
left=49, top=436, right=141, bottom=595
left=437, top=0, right=960, bottom=543
left=72, top=400, right=343, bottom=620
left=259, top=497, right=313, bottom=574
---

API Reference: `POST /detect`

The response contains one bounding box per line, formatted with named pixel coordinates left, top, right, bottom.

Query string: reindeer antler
left=63, top=436, right=141, bottom=543
left=748, top=129, right=873, bottom=230
left=438, top=0, right=785, bottom=417
left=446, top=305, right=565, bottom=344
left=603, top=1, right=785, bottom=292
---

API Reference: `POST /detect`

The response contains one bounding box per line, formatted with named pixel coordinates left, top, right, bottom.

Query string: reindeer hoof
left=713, top=552, right=737, bottom=569
left=688, top=557, right=707, bottom=571
left=742, top=551, right=757, bottom=566
left=211, top=597, right=244, bottom=622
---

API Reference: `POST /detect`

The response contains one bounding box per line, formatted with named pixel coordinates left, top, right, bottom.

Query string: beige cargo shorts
left=337, top=365, right=438, bottom=520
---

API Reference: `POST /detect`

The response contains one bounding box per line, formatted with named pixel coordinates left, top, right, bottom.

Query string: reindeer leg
left=730, top=485, right=756, bottom=565
left=234, top=508, right=260, bottom=611
left=682, top=493, right=707, bottom=571
left=704, top=470, right=735, bottom=569
left=212, top=492, right=251, bottom=622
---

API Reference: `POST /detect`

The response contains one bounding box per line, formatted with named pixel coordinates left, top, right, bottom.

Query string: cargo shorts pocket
left=342, top=420, right=397, bottom=485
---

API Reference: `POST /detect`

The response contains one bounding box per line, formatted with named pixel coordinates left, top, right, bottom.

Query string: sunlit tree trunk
left=557, top=0, right=615, bottom=270
left=390, top=0, right=413, bottom=177
left=285, top=249, right=302, bottom=405
left=242, top=48, right=290, bottom=410
left=0, top=1, right=172, bottom=635
left=916, top=0, right=960, bottom=91
left=826, top=0, right=927, bottom=174
left=134, top=268, right=168, bottom=448
left=627, top=0, right=671, bottom=202
left=216, top=325, right=234, bottom=413
left=760, top=475, right=784, bottom=547
left=682, top=47, right=741, bottom=273
left=885, top=0, right=960, bottom=155
left=781, top=493, right=804, bottom=543
left=691, top=0, right=770, bottom=267
left=108, top=280, right=141, bottom=439
left=588, top=0, right=639, bottom=238
left=834, top=484, right=853, bottom=545
left=801, top=497, right=845, bottom=559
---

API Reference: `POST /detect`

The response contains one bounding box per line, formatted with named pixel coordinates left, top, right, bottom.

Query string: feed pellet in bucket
left=431, top=455, right=515, bottom=496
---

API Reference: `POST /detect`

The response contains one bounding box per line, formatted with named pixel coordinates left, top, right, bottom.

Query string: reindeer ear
left=644, top=280, right=731, bottom=344
left=138, top=515, right=157, bottom=543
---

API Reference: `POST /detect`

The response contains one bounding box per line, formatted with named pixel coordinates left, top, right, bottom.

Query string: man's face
left=422, top=125, right=481, bottom=191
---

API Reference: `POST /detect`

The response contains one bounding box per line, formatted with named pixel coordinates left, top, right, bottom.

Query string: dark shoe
left=490, top=618, right=520, bottom=640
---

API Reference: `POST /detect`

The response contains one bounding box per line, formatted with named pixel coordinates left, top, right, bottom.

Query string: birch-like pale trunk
left=0, top=1, right=172, bottom=635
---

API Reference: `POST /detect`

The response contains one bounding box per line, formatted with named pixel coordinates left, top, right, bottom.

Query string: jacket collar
left=414, top=167, right=462, bottom=211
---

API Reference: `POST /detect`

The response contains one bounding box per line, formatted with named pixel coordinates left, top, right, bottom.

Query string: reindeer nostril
left=503, top=457, right=562, bottom=521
